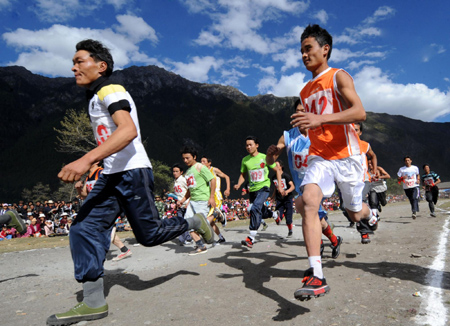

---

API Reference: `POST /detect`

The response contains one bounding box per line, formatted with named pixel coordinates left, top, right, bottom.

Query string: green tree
left=151, top=160, right=173, bottom=196
left=21, top=182, right=52, bottom=203
left=52, top=181, right=77, bottom=202
left=386, top=178, right=403, bottom=195
left=54, top=108, right=96, bottom=154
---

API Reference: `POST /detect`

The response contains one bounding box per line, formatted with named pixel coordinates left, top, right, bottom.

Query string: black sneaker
left=361, top=233, right=371, bottom=244
left=215, top=237, right=226, bottom=245
left=241, top=236, right=253, bottom=248
left=294, top=268, right=330, bottom=301
left=287, top=231, right=293, bottom=238
left=330, top=236, right=342, bottom=259
left=348, top=222, right=355, bottom=228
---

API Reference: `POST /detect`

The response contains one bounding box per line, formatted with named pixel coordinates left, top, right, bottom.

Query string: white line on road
left=416, top=212, right=449, bottom=326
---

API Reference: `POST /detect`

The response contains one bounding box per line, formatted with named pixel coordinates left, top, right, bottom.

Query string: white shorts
left=301, top=155, right=365, bottom=212
left=185, top=201, right=209, bottom=219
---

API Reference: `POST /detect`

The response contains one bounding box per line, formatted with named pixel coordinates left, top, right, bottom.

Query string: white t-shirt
left=173, top=175, right=188, bottom=208
left=397, top=165, right=419, bottom=189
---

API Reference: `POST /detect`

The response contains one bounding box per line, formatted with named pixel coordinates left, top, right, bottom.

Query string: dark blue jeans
left=70, top=168, right=189, bottom=282
left=404, top=187, right=420, bottom=213
left=276, top=198, right=293, bottom=225
left=249, top=186, right=270, bottom=231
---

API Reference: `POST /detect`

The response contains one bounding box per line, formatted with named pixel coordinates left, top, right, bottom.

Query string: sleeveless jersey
left=360, top=141, right=371, bottom=182
left=85, top=167, right=103, bottom=194
left=300, top=67, right=361, bottom=160
left=284, top=127, right=310, bottom=194
left=209, top=167, right=223, bottom=201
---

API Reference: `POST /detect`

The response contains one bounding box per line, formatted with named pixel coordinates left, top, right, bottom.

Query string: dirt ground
left=2, top=200, right=450, bottom=326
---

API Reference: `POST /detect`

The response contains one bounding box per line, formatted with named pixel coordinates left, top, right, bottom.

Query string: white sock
left=250, top=230, right=257, bottom=241
left=308, top=256, right=323, bottom=279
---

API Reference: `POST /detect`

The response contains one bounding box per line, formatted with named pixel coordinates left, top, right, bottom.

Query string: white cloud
left=354, top=66, right=450, bottom=121
left=0, top=0, right=13, bottom=10
left=190, top=0, right=308, bottom=54
left=219, top=68, right=247, bottom=86
left=347, top=60, right=376, bottom=70
left=363, top=6, right=396, bottom=25
left=32, top=0, right=132, bottom=22
left=272, top=48, right=301, bottom=72
left=313, top=9, right=328, bottom=25
left=431, top=43, right=446, bottom=54
left=253, top=64, right=275, bottom=76
left=331, top=48, right=386, bottom=63
left=444, top=77, right=449, bottom=82
left=257, top=71, right=307, bottom=97
left=168, top=56, right=223, bottom=83
left=2, top=18, right=162, bottom=76
left=115, top=15, right=158, bottom=44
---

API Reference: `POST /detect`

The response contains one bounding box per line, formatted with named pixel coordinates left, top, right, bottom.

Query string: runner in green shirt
left=234, top=136, right=276, bottom=248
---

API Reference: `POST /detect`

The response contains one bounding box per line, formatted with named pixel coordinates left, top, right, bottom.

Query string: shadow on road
left=209, top=249, right=310, bottom=322
left=0, top=273, right=39, bottom=283
left=75, top=269, right=200, bottom=302
left=324, top=259, right=450, bottom=289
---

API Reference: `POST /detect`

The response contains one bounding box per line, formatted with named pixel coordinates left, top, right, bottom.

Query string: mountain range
left=0, top=65, right=448, bottom=202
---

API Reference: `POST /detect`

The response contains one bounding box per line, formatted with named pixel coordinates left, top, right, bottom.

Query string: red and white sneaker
left=361, top=233, right=371, bottom=244
left=294, top=268, right=330, bottom=301
left=241, top=236, right=254, bottom=248
left=112, top=249, right=132, bottom=261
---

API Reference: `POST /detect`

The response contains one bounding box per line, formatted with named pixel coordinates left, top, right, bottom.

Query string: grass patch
left=0, top=231, right=135, bottom=254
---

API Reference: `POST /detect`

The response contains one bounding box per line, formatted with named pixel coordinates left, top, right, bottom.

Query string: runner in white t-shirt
left=397, top=156, right=420, bottom=219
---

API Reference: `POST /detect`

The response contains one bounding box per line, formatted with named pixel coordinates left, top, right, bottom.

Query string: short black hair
left=172, top=163, right=184, bottom=173
left=201, top=156, right=212, bottom=164
left=181, top=146, right=198, bottom=159
left=404, top=155, right=412, bottom=161
left=354, top=122, right=364, bottom=132
left=423, top=163, right=430, bottom=169
left=76, top=39, right=114, bottom=77
left=245, top=135, right=259, bottom=145
left=301, top=24, right=333, bottom=60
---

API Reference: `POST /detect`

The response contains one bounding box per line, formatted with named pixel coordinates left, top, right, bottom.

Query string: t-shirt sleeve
left=200, top=166, right=214, bottom=182
left=240, top=159, right=246, bottom=174
left=98, top=84, right=132, bottom=116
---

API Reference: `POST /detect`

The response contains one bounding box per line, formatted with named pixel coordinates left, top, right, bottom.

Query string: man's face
left=172, top=167, right=182, bottom=179
left=72, top=50, right=105, bottom=87
left=301, top=36, right=329, bottom=72
left=246, top=140, right=258, bottom=155
left=200, top=158, right=210, bottom=167
left=404, top=158, right=412, bottom=167
left=182, top=153, right=196, bottom=167
left=424, top=165, right=430, bottom=174
left=354, top=124, right=362, bottom=136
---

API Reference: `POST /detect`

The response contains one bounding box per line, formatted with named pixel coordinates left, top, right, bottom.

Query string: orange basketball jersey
left=300, top=67, right=361, bottom=160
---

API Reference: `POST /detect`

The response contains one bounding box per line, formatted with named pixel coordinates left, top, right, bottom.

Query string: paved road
left=2, top=200, right=450, bottom=326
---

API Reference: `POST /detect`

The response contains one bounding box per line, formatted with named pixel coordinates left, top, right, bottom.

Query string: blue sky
left=1, top=0, right=449, bottom=122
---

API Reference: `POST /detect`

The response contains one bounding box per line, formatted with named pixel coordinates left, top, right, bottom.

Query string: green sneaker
left=6, top=210, right=26, bottom=234
left=46, top=302, right=108, bottom=326
left=194, top=213, right=215, bottom=244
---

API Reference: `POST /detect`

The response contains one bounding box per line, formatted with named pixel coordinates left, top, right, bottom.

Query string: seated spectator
left=116, top=218, right=125, bottom=232
left=23, top=218, right=42, bottom=237
left=59, top=212, right=69, bottom=226
left=44, top=220, right=55, bottom=237
left=55, top=224, right=68, bottom=236
left=65, top=218, right=73, bottom=232
left=0, top=225, right=13, bottom=240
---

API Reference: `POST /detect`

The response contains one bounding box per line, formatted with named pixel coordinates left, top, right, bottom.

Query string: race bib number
left=174, top=185, right=183, bottom=194
left=293, top=151, right=308, bottom=171
left=303, top=89, right=333, bottom=135
left=249, top=168, right=265, bottom=182
left=404, top=176, right=416, bottom=188
left=273, top=178, right=287, bottom=190
left=423, top=177, right=435, bottom=187
left=185, top=174, right=197, bottom=188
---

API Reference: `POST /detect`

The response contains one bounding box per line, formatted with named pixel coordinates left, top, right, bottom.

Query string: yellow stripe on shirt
left=97, top=84, right=126, bottom=101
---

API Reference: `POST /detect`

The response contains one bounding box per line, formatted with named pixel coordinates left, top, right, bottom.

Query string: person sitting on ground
left=45, top=220, right=55, bottom=237
left=55, top=224, right=68, bottom=236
